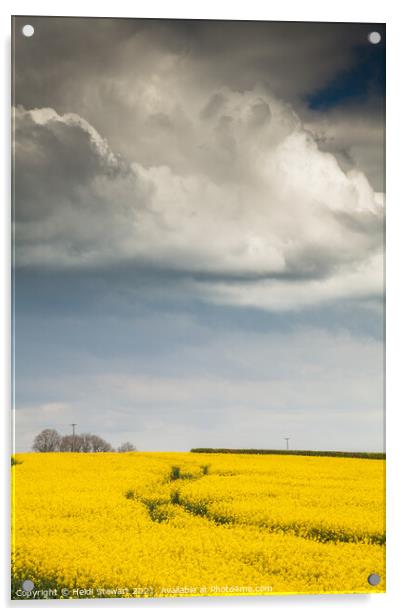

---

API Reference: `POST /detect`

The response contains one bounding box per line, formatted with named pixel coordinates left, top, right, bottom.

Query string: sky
left=12, top=17, right=385, bottom=452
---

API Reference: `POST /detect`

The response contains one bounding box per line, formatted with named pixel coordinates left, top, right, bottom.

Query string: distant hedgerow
left=189, top=448, right=385, bottom=460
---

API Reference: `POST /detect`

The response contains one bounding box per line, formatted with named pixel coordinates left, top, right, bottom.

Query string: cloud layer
left=15, top=319, right=384, bottom=452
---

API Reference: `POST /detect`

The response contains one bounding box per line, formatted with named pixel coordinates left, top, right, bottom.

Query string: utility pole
left=70, top=423, right=77, bottom=452
left=283, top=437, right=290, bottom=451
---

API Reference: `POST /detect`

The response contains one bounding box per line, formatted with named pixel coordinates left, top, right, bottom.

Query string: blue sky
left=13, top=18, right=385, bottom=452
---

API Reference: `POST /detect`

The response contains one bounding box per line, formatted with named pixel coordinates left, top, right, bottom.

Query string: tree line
left=32, top=428, right=136, bottom=453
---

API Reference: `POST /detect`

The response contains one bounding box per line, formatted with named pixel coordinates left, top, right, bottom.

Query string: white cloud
left=14, top=84, right=384, bottom=311
left=194, top=253, right=384, bottom=311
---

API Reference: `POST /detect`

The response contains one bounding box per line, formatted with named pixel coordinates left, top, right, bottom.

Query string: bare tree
left=60, top=434, right=85, bottom=452
left=80, top=433, right=93, bottom=453
left=117, top=441, right=137, bottom=452
left=32, top=429, right=114, bottom=453
left=32, top=429, right=61, bottom=452
left=59, top=435, right=72, bottom=452
left=90, top=434, right=113, bottom=452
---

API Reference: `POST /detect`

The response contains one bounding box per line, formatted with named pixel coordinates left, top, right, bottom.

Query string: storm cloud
left=14, top=86, right=383, bottom=310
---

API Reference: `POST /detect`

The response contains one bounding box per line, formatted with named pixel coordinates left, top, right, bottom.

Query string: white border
left=1, top=1, right=401, bottom=614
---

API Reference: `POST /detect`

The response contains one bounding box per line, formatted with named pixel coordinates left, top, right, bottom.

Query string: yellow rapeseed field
left=11, top=452, right=385, bottom=599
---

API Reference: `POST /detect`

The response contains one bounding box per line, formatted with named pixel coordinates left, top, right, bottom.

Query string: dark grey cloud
left=14, top=107, right=129, bottom=223
left=13, top=18, right=381, bottom=108
left=13, top=17, right=384, bottom=188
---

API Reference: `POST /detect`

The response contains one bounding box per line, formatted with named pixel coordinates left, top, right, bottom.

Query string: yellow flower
left=11, top=452, right=385, bottom=598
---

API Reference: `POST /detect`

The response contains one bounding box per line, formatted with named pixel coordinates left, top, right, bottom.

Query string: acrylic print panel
left=11, top=16, right=385, bottom=600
